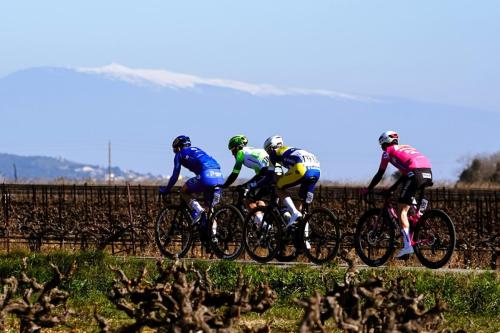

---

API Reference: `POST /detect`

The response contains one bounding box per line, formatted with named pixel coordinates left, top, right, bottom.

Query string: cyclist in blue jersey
left=159, top=135, right=224, bottom=222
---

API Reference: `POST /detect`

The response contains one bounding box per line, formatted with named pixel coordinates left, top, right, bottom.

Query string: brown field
left=0, top=184, right=497, bottom=269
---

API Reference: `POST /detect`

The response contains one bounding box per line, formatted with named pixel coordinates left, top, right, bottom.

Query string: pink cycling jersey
left=379, top=145, right=431, bottom=175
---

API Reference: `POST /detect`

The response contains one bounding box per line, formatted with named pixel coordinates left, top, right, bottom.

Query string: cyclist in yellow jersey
left=264, top=135, right=321, bottom=228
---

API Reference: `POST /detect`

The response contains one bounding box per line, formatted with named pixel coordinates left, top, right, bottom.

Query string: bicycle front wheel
left=301, top=207, right=341, bottom=264
left=354, top=208, right=395, bottom=267
left=208, top=205, right=245, bottom=260
left=154, top=205, right=193, bottom=259
left=243, top=207, right=282, bottom=263
left=413, top=209, right=456, bottom=269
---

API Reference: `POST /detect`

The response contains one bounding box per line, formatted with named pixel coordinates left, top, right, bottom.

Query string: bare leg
left=398, top=203, right=410, bottom=231
left=248, top=200, right=266, bottom=210
left=181, top=184, right=204, bottom=219
left=396, top=203, right=414, bottom=257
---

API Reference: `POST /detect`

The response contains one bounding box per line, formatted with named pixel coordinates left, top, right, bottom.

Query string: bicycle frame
left=264, top=188, right=310, bottom=226
left=371, top=191, right=430, bottom=247
left=166, top=186, right=221, bottom=222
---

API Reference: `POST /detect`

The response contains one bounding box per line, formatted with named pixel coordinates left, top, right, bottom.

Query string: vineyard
left=0, top=184, right=498, bottom=269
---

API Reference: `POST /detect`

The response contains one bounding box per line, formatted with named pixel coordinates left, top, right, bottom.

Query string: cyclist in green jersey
left=223, top=135, right=275, bottom=224
left=223, top=135, right=274, bottom=190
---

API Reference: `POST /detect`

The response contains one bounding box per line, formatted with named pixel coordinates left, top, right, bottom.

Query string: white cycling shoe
left=286, top=211, right=303, bottom=229
left=304, top=223, right=311, bottom=250
left=396, top=246, right=414, bottom=258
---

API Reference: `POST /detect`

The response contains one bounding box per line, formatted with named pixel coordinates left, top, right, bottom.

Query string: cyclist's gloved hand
left=159, top=186, right=169, bottom=195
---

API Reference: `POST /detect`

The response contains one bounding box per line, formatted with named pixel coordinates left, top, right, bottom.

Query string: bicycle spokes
left=209, top=205, right=244, bottom=260
left=413, top=210, right=456, bottom=268
left=155, top=206, right=192, bottom=258
left=244, top=209, right=280, bottom=263
left=354, top=208, right=395, bottom=267
left=302, top=208, right=341, bottom=264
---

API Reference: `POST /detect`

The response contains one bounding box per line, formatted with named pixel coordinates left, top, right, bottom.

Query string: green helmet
left=228, top=135, right=248, bottom=150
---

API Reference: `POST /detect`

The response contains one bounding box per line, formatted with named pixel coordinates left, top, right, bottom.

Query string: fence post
left=495, top=191, right=499, bottom=227
left=2, top=184, right=10, bottom=252
left=343, top=187, right=348, bottom=217
left=127, top=183, right=135, bottom=255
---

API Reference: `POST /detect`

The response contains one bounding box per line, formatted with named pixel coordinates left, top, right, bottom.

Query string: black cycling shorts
left=399, top=168, right=433, bottom=205
left=246, top=168, right=276, bottom=201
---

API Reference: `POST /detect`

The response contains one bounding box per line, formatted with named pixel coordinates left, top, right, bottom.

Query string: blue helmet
left=172, top=135, right=191, bottom=150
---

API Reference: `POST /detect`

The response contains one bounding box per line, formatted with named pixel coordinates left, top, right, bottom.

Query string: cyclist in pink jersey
left=365, top=131, right=433, bottom=258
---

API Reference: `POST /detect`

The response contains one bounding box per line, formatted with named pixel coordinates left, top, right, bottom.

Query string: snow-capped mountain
left=0, top=64, right=499, bottom=181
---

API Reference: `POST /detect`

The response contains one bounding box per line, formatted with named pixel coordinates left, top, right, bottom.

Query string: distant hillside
left=0, top=153, right=162, bottom=182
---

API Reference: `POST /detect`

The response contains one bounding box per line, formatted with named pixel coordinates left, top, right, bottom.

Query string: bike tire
left=354, top=208, right=395, bottom=267
left=154, top=205, right=193, bottom=259
left=302, top=207, right=341, bottom=264
left=243, top=207, right=282, bottom=263
left=413, top=209, right=456, bottom=269
left=207, top=204, right=245, bottom=260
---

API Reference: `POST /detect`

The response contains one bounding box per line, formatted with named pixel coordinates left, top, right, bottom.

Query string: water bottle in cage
left=212, top=188, right=221, bottom=207
left=419, top=198, right=428, bottom=215
left=305, top=192, right=314, bottom=204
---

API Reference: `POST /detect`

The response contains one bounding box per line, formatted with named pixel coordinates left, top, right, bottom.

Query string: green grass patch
left=0, top=251, right=497, bottom=332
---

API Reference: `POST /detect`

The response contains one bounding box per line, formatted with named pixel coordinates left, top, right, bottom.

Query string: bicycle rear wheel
left=154, top=205, right=193, bottom=259
left=354, top=208, right=395, bottom=267
left=413, top=209, right=456, bottom=269
left=302, top=207, right=341, bottom=264
left=243, top=207, right=282, bottom=263
left=208, top=205, right=245, bottom=260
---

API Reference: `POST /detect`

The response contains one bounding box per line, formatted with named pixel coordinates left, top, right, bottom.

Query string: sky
left=1, top=1, right=499, bottom=112
left=0, top=1, right=499, bottom=182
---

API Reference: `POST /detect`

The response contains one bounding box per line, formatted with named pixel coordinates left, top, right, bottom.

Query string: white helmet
left=378, top=131, right=399, bottom=146
left=263, top=135, right=283, bottom=152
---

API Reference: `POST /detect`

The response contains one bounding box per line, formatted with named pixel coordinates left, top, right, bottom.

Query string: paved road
left=121, top=256, right=498, bottom=274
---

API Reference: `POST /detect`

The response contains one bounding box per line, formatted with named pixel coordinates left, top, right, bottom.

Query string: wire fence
left=0, top=184, right=498, bottom=268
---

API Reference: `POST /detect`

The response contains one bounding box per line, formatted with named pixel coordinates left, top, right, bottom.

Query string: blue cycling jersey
left=164, top=147, right=221, bottom=192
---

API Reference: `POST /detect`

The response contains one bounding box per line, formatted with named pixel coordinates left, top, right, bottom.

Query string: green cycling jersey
left=223, top=147, right=270, bottom=187
left=233, top=147, right=270, bottom=174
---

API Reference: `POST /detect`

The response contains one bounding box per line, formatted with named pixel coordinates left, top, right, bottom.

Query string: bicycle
left=154, top=186, right=245, bottom=260
left=243, top=187, right=341, bottom=264
left=354, top=187, right=456, bottom=269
